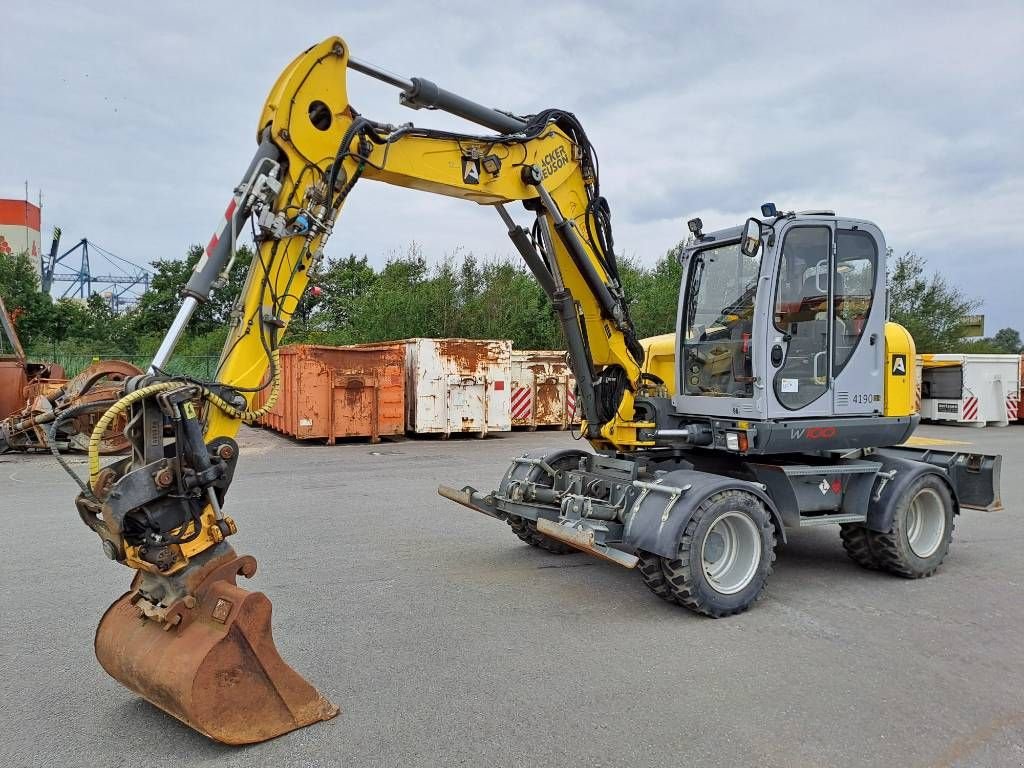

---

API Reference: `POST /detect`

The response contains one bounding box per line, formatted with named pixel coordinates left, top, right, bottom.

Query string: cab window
left=832, top=230, right=877, bottom=375
left=772, top=226, right=831, bottom=410
left=681, top=242, right=761, bottom=398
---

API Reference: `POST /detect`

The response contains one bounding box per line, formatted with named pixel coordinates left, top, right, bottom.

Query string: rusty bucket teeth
left=95, top=552, right=339, bottom=745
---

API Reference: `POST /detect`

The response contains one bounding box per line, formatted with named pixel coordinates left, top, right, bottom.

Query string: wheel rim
left=701, top=511, right=761, bottom=595
left=906, top=487, right=946, bottom=558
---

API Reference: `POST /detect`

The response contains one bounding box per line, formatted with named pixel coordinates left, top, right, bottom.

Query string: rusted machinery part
left=0, top=360, right=143, bottom=453
left=95, top=546, right=339, bottom=745
left=62, top=359, right=142, bottom=401
left=64, top=388, right=136, bottom=454
left=60, top=360, right=144, bottom=454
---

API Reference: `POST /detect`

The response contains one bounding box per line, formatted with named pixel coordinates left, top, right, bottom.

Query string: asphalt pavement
left=1, top=422, right=1022, bottom=767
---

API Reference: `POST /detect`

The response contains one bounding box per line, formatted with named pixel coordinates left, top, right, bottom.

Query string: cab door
left=831, top=223, right=885, bottom=415
left=766, top=223, right=835, bottom=418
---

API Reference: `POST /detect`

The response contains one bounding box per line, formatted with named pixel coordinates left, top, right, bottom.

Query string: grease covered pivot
left=95, top=551, right=338, bottom=745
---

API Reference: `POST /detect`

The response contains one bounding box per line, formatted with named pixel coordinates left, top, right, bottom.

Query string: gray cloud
left=1, top=0, right=1020, bottom=331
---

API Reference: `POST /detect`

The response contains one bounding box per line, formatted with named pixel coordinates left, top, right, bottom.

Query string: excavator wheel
left=662, top=490, right=776, bottom=618
left=508, top=515, right=577, bottom=555
left=500, top=448, right=591, bottom=556
left=839, top=523, right=880, bottom=570
left=867, top=474, right=955, bottom=579
left=637, top=552, right=675, bottom=603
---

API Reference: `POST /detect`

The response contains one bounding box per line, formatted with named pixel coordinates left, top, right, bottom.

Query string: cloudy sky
left=2, top=1, right=1021, bottom=331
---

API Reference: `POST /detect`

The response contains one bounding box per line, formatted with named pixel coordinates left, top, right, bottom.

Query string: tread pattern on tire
left=661, top=489, right=776, bottom=618
left=637, top=552, right=675, bottom=602
left=868, top=475, right=955, bottom=579
left=839, top=523, right=879, bottom=570
left=508, top=516, right=576, bottom=555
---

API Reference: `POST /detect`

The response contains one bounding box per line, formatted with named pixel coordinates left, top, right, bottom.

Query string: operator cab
left=675, top=206, right=887, bottom=426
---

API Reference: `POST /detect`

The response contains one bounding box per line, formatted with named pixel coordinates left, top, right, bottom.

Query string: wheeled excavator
left=67, top=37, right=1001, bottom=745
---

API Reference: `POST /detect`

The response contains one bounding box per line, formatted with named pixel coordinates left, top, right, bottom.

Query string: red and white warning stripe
left=511, top=387, right=533, bottom=421
left=1007, top=392, right=1019, bottom=421
left=962, top=396, right=979, bottom=421
left=566, top=389, right=578, bottom=423
left=193, top=198, right=239, bottom=273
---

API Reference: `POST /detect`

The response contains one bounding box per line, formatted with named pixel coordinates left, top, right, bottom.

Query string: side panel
left=883, top=322, right=916, bottom=417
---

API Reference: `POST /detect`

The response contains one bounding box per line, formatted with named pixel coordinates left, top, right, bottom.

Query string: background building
left=0, top=199, right=42, bottom=277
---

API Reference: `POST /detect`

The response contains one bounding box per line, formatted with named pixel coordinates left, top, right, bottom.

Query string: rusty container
left=402, top=338, right=512, bottom=437
left=0, top=358, right=27, bottom=419
left=255, top=344, right=405, bottom=443
left=510, top=350, right=578, bottom=429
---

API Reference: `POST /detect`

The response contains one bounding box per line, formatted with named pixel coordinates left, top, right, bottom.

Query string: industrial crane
left=69, top=36, right=1000, bottom=745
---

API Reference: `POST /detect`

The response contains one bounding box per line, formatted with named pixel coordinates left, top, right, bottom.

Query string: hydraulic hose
left=86, top=348, right=282, bottom=491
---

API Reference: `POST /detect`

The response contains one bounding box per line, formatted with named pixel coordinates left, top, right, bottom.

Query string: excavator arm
left=76, top=36, right=650, bottom=744
left=200, top=37, right=647, bottom=449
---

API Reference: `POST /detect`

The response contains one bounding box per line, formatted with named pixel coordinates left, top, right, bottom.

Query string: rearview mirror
left=741, top=218, right=761, bottom=257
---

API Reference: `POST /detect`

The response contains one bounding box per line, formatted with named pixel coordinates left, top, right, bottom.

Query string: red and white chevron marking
left=1007, top=392, right=1019, bottom=421
left=511, top=387, right=533, bottom=421
left=567, top=389, right=578, bottom=423
left=962, top=396, right=979, bottom=421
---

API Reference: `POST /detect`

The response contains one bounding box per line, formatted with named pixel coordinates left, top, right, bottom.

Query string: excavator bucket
left=94, top=552, right=338, bottom=745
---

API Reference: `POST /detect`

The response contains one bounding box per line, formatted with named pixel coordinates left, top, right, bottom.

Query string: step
left=798, top=513, right=866, bottom=527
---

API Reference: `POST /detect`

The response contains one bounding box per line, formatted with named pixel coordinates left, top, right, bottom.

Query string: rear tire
left=662, top=490, right=776, bottom=618
left=637, top=552, right=675, bottom=602
left=839, top=523, right=880, bottom=570
left=869, top=474, right=955, bottom=578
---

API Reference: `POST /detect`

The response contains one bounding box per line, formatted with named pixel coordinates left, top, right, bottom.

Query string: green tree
left=887, top=251, right=979, bottom=353
left=0, top=251, right=53, bottom=346
left=619, top=244, right=683, bottom=339
left=960, top=327, right=1023, bottom=354
left=132, top=245, right=254, bottom=340
left=290, top=253, right=377, bottom=337
left=990, top=327, right=1022, bottom=353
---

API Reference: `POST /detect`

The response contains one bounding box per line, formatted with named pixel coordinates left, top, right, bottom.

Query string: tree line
left=0, top=241, right=1019, bottom=364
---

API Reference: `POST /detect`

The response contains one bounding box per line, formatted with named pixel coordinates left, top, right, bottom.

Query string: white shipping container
left=918, top=353, right=1021, bottom=427
left=510, top=350, right=578, bottom=429
left=403, top=338, right=512, bottom=436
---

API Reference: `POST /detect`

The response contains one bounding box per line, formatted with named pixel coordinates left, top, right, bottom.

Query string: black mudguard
left=622, top=469, right=786, bottom=560
left=866, top=451, right=960, bottom=533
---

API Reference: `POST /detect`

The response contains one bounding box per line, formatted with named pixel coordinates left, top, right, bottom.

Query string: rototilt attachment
left=94, top=547, right=338, bottom=745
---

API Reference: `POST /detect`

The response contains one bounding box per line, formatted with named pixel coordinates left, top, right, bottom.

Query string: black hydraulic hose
left=46, top=399, right=118, bottom=495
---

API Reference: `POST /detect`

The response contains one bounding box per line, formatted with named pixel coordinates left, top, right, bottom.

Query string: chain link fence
left=40, top=353, right=220, bottom=379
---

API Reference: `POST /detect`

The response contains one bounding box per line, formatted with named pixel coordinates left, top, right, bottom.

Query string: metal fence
left=43, top=354, right=220, bottom=379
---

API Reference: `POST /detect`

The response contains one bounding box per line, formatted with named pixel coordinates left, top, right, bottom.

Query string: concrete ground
left=1, top=422, right=1021, bottom=768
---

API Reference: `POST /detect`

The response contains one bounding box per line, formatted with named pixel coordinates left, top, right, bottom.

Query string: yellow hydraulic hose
left=87, top=382, right=180, bottom=488
left=87, top=349, right=281, bottom=491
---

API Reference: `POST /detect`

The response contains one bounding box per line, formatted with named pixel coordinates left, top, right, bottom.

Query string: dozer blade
left=95, top=552, right=338, bottom=745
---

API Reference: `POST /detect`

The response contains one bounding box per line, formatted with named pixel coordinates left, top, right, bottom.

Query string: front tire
left=508, top=516, right=576, bottom=555
left=503, top=449, right=588, bottom=556
left=662, top=490, right=776, bottom=618
left=869, top=474, right=955, bottom=578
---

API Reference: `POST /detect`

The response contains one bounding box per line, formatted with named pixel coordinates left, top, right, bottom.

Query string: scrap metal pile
left=0, top=296, right=142, bottom=454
